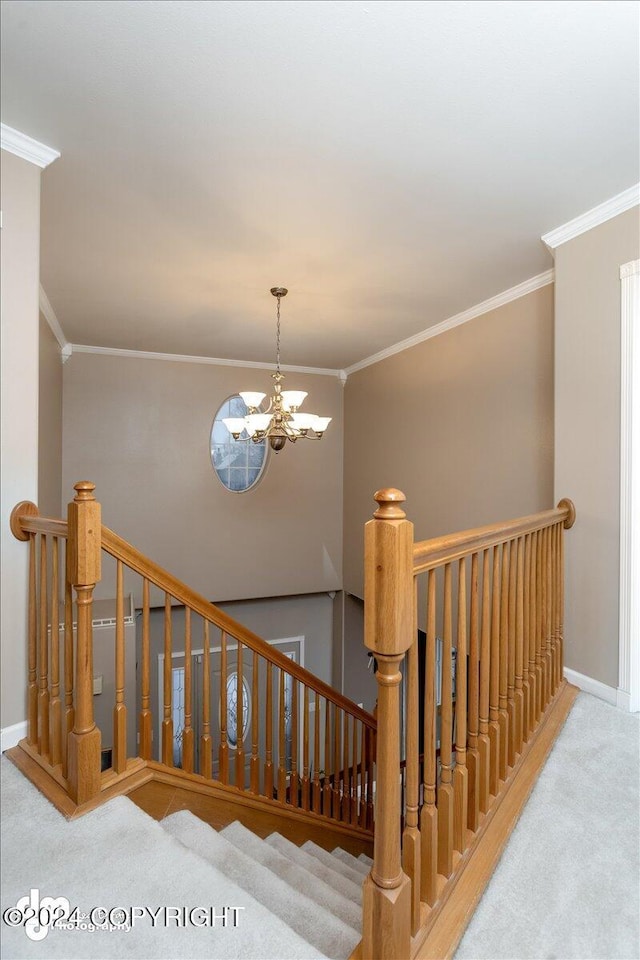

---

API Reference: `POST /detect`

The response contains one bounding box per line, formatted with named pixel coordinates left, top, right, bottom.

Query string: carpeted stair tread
left=331, top=848, right=370, bottom=877
left=265, top=831, right=362, bottom=905
left=358, top=853, right=374, bottom=867
left=221, top=821, right=361, bottom=935
left=302, top=839, right=369, bottom=887
left=161, top=810, right=352, bottom=958
left=0, top=757, right=325, bottom=960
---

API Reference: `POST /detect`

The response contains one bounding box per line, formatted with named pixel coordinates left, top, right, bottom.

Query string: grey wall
left=343, top=284, right=555, bottom=600
left=38, top=313, right=63, bottom=518
left=62, top=352, right=343, bottom=604
left=554, top=207, right=640, bottom=689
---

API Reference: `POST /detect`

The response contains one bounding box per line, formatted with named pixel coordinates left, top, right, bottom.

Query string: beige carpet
left=456, top=692, right=640, bottom=960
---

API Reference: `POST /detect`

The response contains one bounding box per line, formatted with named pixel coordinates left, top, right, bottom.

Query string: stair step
left=302, top=839, right=370, bottom=887
left=332, top=848, right=370, bottom=877
left=221, top=821, right=362, bottom=936
left=162, top=811, right=349, bottom=958
left=358, top=852, right=374, bottom=868
left=265, top=831, right=363, bottom=905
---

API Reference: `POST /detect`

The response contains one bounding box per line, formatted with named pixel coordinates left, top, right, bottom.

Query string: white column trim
left=619, top=259, right=640, bottom=712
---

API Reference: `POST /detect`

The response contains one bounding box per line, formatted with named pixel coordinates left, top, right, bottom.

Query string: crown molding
left=39, top=285, right=70, bottom=360
left=345, top=269, right=555, bottom=377
left=70, top=343, right=344, bottom=378
left=542, top=184, right=640, bottom=252
left=1, top=123, right=60, bottom=168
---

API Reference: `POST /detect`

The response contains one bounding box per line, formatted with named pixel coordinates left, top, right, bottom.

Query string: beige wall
left=62, top=352, right=343, bottom=604
left=1, top=150, right=41, bottom=732
left=343, top=284, right=555, bottom=599
left=38, top=313, right=63, bottom=518
left=555, top=207, right=640, bottom=689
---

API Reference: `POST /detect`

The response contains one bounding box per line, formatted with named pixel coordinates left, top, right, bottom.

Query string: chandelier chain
left=275, top=294, right=281, bottom=373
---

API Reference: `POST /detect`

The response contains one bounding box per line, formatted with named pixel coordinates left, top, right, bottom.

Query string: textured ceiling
left=1, top=0, right=638, bottom=369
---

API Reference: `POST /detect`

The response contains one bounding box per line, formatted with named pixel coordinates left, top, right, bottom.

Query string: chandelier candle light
left=223, top=287, right=332, bottom=453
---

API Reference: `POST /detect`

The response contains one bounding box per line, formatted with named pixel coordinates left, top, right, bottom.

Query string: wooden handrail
left=412, top=500, right=576, bottom=573
left=12, top=513, right=69, bottom=539
left=101, top=526, right=375, bottom=728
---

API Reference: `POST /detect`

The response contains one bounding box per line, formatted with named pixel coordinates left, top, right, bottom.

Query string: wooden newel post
left=66, top=481, right=102, bottom=804
left=362, top=489, right=414, bottom=960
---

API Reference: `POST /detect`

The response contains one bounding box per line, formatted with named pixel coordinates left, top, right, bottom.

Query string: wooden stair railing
left=362, top=489, right=576, bottom=960
left=9, top=482, right=376, bottom=837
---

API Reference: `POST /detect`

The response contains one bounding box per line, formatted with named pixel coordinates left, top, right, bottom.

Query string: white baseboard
left=1, top=720, right=27, bottom=752
left=563, top=668, right=617, bottom=706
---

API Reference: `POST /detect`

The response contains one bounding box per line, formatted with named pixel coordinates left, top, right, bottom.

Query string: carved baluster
left=514, top=537, right=525, bottom=754
left=341, top=705, right=349, bottom=821
left=162, top=593, right=173, bottom=766
left=421, top=567, right=438, bottom=905
left=290, top=678, right=299, bottom=806
left=438, top=562, right=454, bottom=876
left=557, top=500, right=575, bottom=682
left=38, top=534, right=50, bottom=758
left=454, top=556, right=468, bottom=853
left=49, top=537, right=62, bottom=767
left=219, top=631, right=229, bottom=784
left=365, top=723, right=375, bottom=830
left=528, top=531, right=538, bottom=732
left=545, top=526, right=554, bottom=703
left=277, top=669, right=287, bottom=802
left=182, top=608, right=194, bottom=774
left=535, top=529, right=544, bottom=720
left=488, top=548, right=501, bottom=796
left=67, top=482, right=102, bottom=804
left=324, top=698, right=332, bottom=816
left=301, top=686, right=310, bottom=810
left=403, top=583, right=421, bottom=932
left=250, top=650, right=259, bottom=792
left=62, top=554, right=74, bottom=777
left=540, top=527, right=548, bottom=708
left=508, top=537, right=518, bottom=765
left=28, top=534, right=38, bottom=746
left=351, top=714, right=359, bottom=826
left=498, top=542, right=510, bottom=775
left=313, top=693, right=321, bottom=813
left=201, top=620, right=212, bottom=779
left=478, top=549, right=491, bottom=813
left=112, top=559, right=127, bottom=773
left=233, top=639, right=244, bottom=787
left=467, top=553, right=480, bottom=832
left=264, top=660, right=273, bottom=798
left=359, top=722, right=367, bottom=828
left=522, top=534, right=531, bottom=742
left=332, top=705, right=341, bottom=819
left=550, top=525, right=558, bottom=692
left=139, top=578, right=152, bottom=760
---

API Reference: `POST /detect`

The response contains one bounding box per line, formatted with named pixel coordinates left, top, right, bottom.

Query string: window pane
left=210, top=394, right=268, bottom=493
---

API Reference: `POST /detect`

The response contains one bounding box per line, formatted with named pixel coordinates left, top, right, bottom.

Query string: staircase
left=7, top=483, right=578, bottom=959
left=162, top=812, right=369, bottom=959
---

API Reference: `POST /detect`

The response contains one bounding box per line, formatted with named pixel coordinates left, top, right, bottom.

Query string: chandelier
left=223, top=287, right=332, bottom=453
